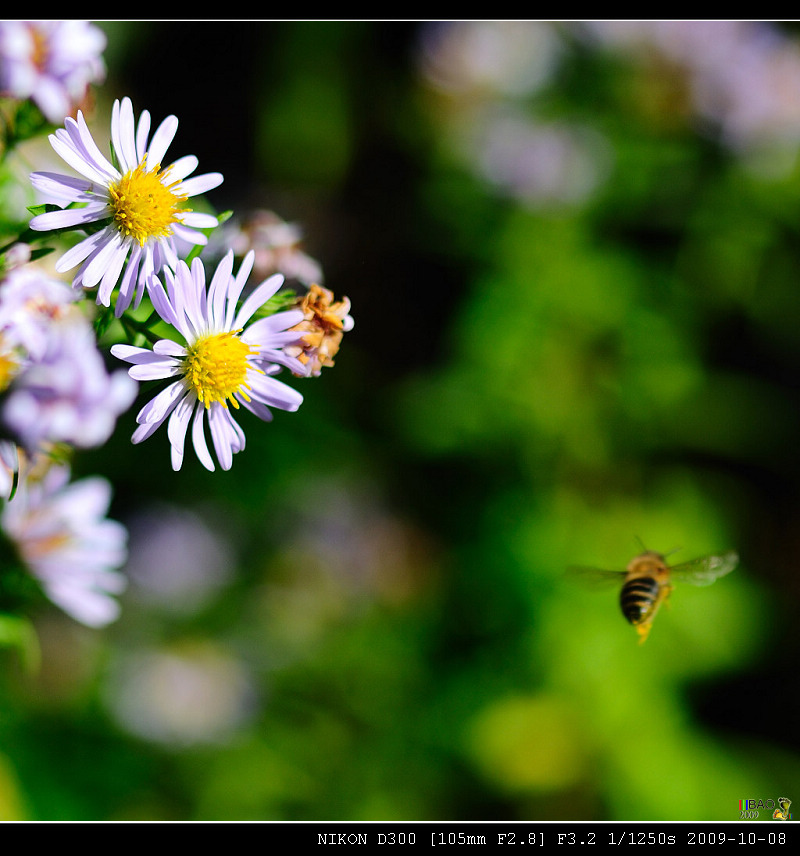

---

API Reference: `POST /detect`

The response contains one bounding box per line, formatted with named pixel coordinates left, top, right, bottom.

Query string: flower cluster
left=417, top=22, right=610, bottom=207
left=0, top=23, right=353, bottom=634
left=0, top=21, right=106, bottom=123
left=583, top=20, right=800, bottom=156
left=0, top=261, right=136, bottom=628
left=0, top=461, right=127, bottom=628
left=0, top=262, right=137, bottom=448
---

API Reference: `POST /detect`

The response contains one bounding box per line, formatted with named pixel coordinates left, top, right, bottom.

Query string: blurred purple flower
left=416, top=21, right=612, bottom=207
left=584, top=20, right=800, bottom=155
left=0, top=262, right=136, bottom=452
left=471, top=107, right=611, bottom=207
left=418, top=20, right=564, bottom=99
left=0, top=21, right=106, bottom=123
left=1, top=314, right=137, bottom=452
left=208, top=210, right=325, bottom=287
left=105, top=642, right=255, bottom=745
left=1, top=463, right=127, bottom=627
left=0, top=263, right=78, bottom=361
left=124, top=502, right=234, bottom=613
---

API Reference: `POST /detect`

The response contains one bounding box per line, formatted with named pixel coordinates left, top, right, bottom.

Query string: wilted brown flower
left=286, top=284, right=354, bottom=377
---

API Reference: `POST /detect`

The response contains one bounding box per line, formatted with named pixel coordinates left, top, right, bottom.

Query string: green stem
left=118, top=312, right=162, bottom=346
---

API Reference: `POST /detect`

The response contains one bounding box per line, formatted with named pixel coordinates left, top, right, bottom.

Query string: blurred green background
left=1, top=20, right=799, bottom=821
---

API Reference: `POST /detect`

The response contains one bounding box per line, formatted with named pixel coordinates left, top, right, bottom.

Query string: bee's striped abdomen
left=620, top=576, right=660, bottom=625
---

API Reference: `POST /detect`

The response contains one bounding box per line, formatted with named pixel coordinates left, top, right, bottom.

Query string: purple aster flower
left=0, top=262, right=136, bottom=452
left=28, top=96, right=223, bottom=314
left=0, top=263, right=79, bottom=362
left=0, top=21, right=106, bottom=123
left=1, top=314, right=137, bottom=452
left=1, top=463, right=127, bottom=627
left=111, top=250, right=308, bottom=472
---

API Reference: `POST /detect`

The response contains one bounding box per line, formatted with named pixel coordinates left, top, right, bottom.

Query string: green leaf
left=28, top=246, right=54, bottom=262
left=254, top=289, right=298, bottom=318
left=93, top=305, right=116, bottom=339
left=118, top=312, right=163, bottom=346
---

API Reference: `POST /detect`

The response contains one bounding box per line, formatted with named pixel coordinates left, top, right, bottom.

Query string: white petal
left=167, top=393, right=194, bottom=458
left=147, top=113, right=178, bottom=167
left=30, top=170, right=96, bottom=202
left=208, top=405, right=235, bottom=471
left=228, top=410, right=246, bottom=451
left=135, top=109, right=151, bottom=165
left=225, top=250, right=255, bottom=329
left=111, top=344, right=157, bottom=363
left=249, top=373, right=303, bottom=412
left=153, top=339, right=187, bottom=357
left=48, top=129, right=95, bottom=177
left=46, top=584, right=121, bottom=628
left=54, top=229, right=109, bottom=272
left=166, top=154, right=198, bottom=181
left=110, top=372, right=138, bottom=412
left=29, top=204, right=107, bottom=232
left=181, top=258, right=208, bottom=337
left=82, top=232, right=129, bottom=290
left=238, top=396, right=274, bottom=423
left=169, top=223, right=208, bottom=247
left=111, top=345, right=175, bottom=377
left=97, top=239, right=129, bottom=306
left=177, top=172, right=224, bottom=197
left=32, top=81, right=70, bottom=125
left=49, top=124, right=110, bottom=186
left=178, top=211, right=219, bottom=229
left=49, top=119, right=113, bottom=186
left=73, top=111, right=118, bottom=179
left=158, top=236, right=179, bottom=270
left=244, top=310, right=305, bottom=342
left=132, top=420, right=163, bottom=443
left=53, top=476, right=112, bottom=520
left=233, top=274, right=285, bottom=329
left=170, top=442, right=184, bottom=471
left=115, top=242, right=144, bottom=317
left=207, top=250, right=234, bottom=330
left=128, top=362, right=181, bottom=382
left=112, top=97, right=137, bottom=174
left=147, top=272, right=182, bottom=332
left=137, top=381, right=186, bottom=425
left=136, top=249, right=159, bottom=313
left=191, top=404, right=215, bottom=471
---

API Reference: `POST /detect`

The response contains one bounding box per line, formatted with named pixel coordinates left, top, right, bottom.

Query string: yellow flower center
left=182, top=331, right=255, bottom=409
left=108, top=158, right=189, bottom=246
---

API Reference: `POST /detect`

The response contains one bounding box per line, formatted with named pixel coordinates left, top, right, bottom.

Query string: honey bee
left=567, top=548, right=738, bottom=643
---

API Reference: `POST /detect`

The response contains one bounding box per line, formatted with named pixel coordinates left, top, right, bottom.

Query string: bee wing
left=669, top=550, right=738, bottom=586
left=565, top=565, right=626, bottom=590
